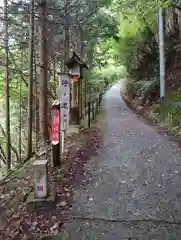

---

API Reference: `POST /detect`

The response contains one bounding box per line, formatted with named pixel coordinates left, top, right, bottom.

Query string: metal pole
left=158, top=7, right=165, bottom=99
left=61, top=130, right=65, bottom=154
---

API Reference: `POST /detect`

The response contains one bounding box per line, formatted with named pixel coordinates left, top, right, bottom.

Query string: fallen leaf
left=58, top=201, right=67, bottom=207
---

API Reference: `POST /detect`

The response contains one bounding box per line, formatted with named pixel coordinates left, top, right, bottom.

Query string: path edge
left=121, top=92, right=181, bottom=148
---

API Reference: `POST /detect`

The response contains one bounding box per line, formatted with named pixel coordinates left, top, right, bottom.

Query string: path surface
left=62, top=82, right=181, bottom=239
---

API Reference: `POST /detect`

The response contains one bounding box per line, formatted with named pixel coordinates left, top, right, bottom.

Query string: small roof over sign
left=65, top=51, right=88, bottom=69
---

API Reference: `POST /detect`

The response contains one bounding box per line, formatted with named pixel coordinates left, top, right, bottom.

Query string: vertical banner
left=60, top=74, right=70, bottom=131
left=51, top=108, right=60, bottom=145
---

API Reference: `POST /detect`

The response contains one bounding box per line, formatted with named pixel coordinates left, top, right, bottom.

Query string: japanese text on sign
left=60, top=74, right=70, bottom=130
left=37, top=185, right=43, bottom=191
left=52, top=109, right=60, bottom=145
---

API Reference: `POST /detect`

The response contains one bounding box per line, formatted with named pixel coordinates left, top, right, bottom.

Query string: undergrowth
left=153, top=91, right=181, bottom=131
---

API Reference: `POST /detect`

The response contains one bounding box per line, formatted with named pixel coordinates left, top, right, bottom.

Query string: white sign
left=33, top=160, right=48, bottom=199
left=60, top=103, right=69, bottom=130
left=60, top=74, right=70, bottom=130
left=60, top=81, right=69, bottom=104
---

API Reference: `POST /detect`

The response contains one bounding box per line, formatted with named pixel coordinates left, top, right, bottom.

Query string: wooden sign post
left=60, top=74, right=70, bottom=153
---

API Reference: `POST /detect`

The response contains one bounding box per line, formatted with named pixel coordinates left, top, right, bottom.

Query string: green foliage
left=94, top=39, right=116, bottom=67
left=153, top=92, right=181, bottom=128
left=10, top=79, right=28, bottom=101
left=123, top=77, right=136, bottom=99
left=92, top=0, right=159, bottom=93
left=92, top=24, right=126, bottom=90
left=87, top=64, right=126, bottom=94
left=113, top=0, right=164, bottom=17
left=115, top=12, right=157, bottom=74
left=94, top=65, right=126, bottom=82
left=0, top=71, right=28, bottom=102
left=0, top=73, right=4, bottom=98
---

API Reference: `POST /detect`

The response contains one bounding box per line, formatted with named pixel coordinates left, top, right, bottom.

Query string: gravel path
left=61, top=82, right=181, bottom=239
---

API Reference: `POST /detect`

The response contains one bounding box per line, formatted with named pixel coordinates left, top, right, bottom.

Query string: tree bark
left=3, top=0, right=11, bottom=171
left=39, top=0, right=49, bottom=145
left=27, top=0, right=35, bottom=158
left=64, top=0, right=70, bottom=71
left=19, top=50, right=23, bottom=163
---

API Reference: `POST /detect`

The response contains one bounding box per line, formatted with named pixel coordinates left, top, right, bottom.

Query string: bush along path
left=56, top=82, right=181, bottom=240
left=0, top=112, right=105, bottom=239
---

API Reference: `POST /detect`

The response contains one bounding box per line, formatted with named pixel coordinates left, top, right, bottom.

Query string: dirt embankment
left=122, top=91, right=181, bottom=149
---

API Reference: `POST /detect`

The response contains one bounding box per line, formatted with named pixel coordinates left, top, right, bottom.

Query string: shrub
left=153, top=91, right=181, bottom=128
left=123, top=77, right=136, bottom=99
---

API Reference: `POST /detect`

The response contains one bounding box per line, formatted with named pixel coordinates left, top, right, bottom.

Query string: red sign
left=51, top=109, right=60, bottom=145
left=73, top=75, right=79, bottom=82
left=37, top=185, right=43, bottom=191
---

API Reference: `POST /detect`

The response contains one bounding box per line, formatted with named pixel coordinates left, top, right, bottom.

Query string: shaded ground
left=58, top=82, right=181, bottom=239
left=0, top=116, right=104, bottom=239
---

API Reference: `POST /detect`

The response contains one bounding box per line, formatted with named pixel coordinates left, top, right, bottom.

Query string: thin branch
left=0, top=123, right=19, bottom=163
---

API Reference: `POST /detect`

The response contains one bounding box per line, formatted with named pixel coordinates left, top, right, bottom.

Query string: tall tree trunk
left=34, top=50, right=39, bottom=150
left=27, top=0, right=35, bottom=158
left=53, top=57, right=57, bottom=97
left=64, top=0, right=70, bottom=70
left=64, top=0, right=71, bottom=120
left=79, top=24, right=84, bottom=119
left=19, top=49, right=23, bottom=163
left=4, top=0, right=11, bottom=171
left=79, top=25, right=84, bottom=59
left=39, top=0, right=49, bottom=145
